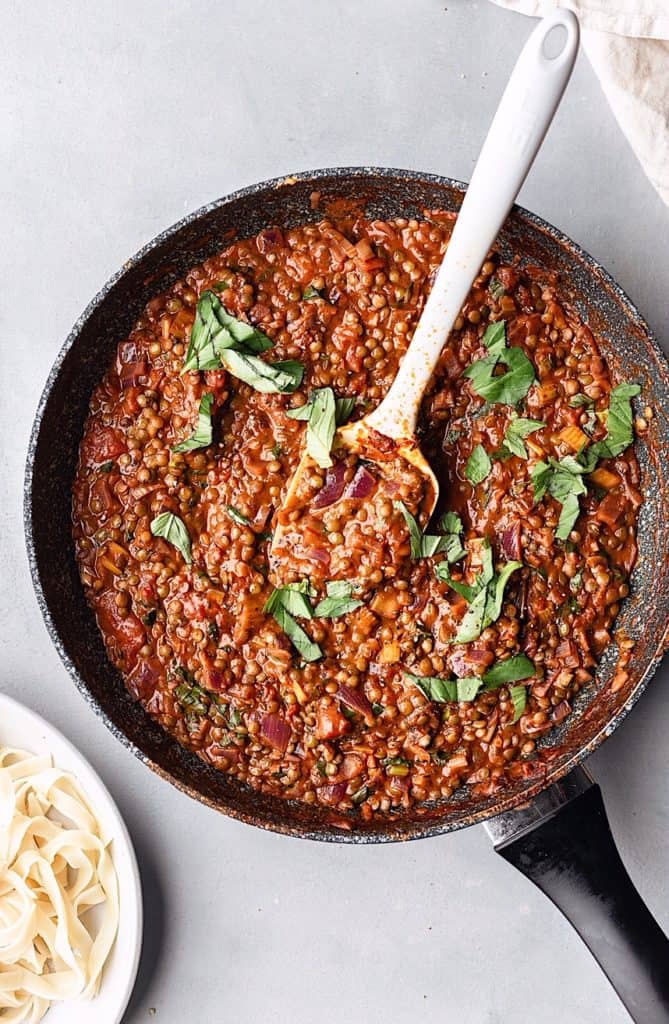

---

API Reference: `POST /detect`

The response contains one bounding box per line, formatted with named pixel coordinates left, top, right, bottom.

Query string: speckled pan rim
left=24, top=166, right=669, bottom=844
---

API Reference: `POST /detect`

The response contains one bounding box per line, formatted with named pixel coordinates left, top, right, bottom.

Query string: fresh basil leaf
left=435, top=564, right=479, bottom=603
left=220, top=350, right=304, bottom=394
left=150, top=512, right=192, bottom=564
left=334, top=396, right=356, bottom=424
left=212, top=280, right=230, bottom=292
left=394, top=500, right=460, bottom=560
left=172, top=392, right=214, bottom=453
left=509, top=684, right=527, bottom=723
left=264, top=581, right=315, bottom=619
left=226, top=505, right=251, bottom=526
left=531, top=460, right=552, bottom=504
left=307, top=388, right=337, bottom=468
left=555, top=491, right=581, bottom=540
left=595, top=382, right=641, bottom=458
left=464, top=322, right=535, bottom=406
left=287, top=391, right=354, bottom=426
left=480, top=540, right=494, bottom=586
left=405, top=672, right=484, bottom=704
left=466, top=444, right=492, bottom=485
left=489, top=278, right=505, bottom=301
left=502, top=416, right=545, bottom=460
left=481, top=653, right=535, bottom=687
left=439, top=511, right=463, bottom=534
left=405, top=672, right=456, bottom=703
left=483, top=560, right=522, bottom=627
left=271, top=442, right=283, bottom=458
left=270, top=602, right=322, bottom=662
left=482, top=320, right=507, bottom=358
left=99, top=460, right=114, bottom=473
left=182, top=290, right=273, bottom=372
left=454, top=585, right=489, bottom=643
left=314, top=580, right=363, bottom=618
left=568, top=394, right=594, bottom=409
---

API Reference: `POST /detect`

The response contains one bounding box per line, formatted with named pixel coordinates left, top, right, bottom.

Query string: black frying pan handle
left=496, top=782, right=669, bottom=1023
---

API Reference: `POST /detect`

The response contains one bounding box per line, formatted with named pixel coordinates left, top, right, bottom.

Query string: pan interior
left=25, top=168, right=669, bottom=843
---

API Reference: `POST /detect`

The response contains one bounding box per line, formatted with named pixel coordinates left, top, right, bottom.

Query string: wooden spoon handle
left=366, top=9, right=579, bottom=441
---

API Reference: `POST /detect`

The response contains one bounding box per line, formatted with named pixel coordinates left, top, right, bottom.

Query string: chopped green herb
left=465, top=444, right=492, bottom=485
left=313, top=580, right=363, bottom=618
left=439, top=511, right=463, bottom=535
left=500, top=415, right=545, bottom=460
left=581, top=382, right=641, bottom=464
left=531, top=457, right=587, bottom=540
left=481, top=653, right=535, bottom=687
left=285, top=388, right=355, bottom=469
left=394, top=501, right=465, bottom=562
left=464, top=321, right=535, bottom=406
left=438, top=539, right=522, bottom=644
left=182, top=290, right=304, bottom=392
left=212, top=279, right=230, bottom=292
left=303, top=284, right=324, bottom=300
left=351, top=785, right=371, bottom=806
left=172, top=392, right=214, bottom=453
left=568, top=394, right=594, bottom=409
left=371, top=702, right=384, bottom=716
left=270, top=602, right=322, bottom=662
left=264, top=581, right=315, bottom=620
left=226, top=505, right=252, bottom=527
left=271, top=443, right=283, bottom=459
left=174, top=681, right=208, bottom=715
left=150, top=512, right=192, bottom=564
left=489, top=277, right=505, bottom=300
left=207, top=620, right=219, bottom=641
left=182, top=289, right=272, bottom=372
left=509, top=684, right=527, bottom=723
left=221, top=350, right=304, bottom=394
left=142, top=609, right=157, bottom=627
left=99, top=460, right=114, bottom=473
left=569, top=570, right=583, bottom=594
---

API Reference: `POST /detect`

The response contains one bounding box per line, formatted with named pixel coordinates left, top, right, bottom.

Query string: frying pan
left=24, top=167, right=669, bottom=1021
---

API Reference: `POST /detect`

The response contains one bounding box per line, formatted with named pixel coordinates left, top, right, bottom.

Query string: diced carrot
left=596, top=491, right=625, bottom=526
left=526, top=436, right=545, bottom=458
left=379, top=642, right=400, bottom=664
left=370, top=591, right=401, bottom=618
left=589, top=467, right=620, bottom=490
left=535, top=383, right=558, bottom=405
left=556, top=425, right=589, bottom=452
left=292, top=680, right=308, bottom=705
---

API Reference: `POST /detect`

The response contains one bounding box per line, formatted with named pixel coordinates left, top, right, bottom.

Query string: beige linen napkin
left=489, top=1, right=669, bottom=206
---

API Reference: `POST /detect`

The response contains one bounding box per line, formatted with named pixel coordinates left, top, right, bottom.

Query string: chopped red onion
left=317, top=781, right=348, bottom=806
left=501, top=521, right=522, bottom=561
left=337, top=685, right=374, bottom=725
left=128, top=659, right=160, bottom=701
left=260, top=713, right=292, bottom=752
left=120, top=361, right=148, bottom=389
left=344, top=465, right=375, bottom=500
left=313, top=463, right=347, bottom=508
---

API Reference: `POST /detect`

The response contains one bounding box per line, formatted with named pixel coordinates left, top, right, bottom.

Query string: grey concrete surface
left=2, top=1, right=668, bottom=1022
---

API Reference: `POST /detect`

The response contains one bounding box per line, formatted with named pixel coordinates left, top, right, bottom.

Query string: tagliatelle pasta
left=0, top=747, right=119, bottom=1022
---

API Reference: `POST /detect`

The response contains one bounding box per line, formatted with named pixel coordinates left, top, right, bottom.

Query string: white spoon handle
left=366, top=9, right=579, bottom=440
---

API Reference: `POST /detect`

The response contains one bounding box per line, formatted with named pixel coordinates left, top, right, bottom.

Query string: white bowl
left=0, top=693, right=143, bottom=1024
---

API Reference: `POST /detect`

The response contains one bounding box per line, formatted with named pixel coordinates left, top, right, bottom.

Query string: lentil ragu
left=72, top=211, right=643, bottom=824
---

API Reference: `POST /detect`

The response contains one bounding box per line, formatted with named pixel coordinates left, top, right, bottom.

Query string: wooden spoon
left=272, top=10, right=579, bottom=561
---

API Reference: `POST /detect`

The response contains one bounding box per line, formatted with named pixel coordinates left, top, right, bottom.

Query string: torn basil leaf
left=394, top=501, right=465, bottom=562
left=264, top=580, right=315, bottom=620
left=568, top=394, right=594, bottom=409
left=481, top=653, right=535, bottom=687
left=489, top=277, right=505, bottom=301
left=172, top=392, right=214, bottom=453
left=226, top=505, right=252, bottom=526
left=501, top=415, right=545, bottom=460
left=509, top=684, right=527, bottom=723
left=314, top=580, right=363, bottom=618
left=466, top=444, right=492, bottom=485
left=286, top=388, right=355, bottom=469
left=182, top=289, right=273, bottom=372
left=220, top=350, right=303, bottom=394
left=150, top=512, right=192, bottom=564
left=405, top=672, right=482, bottom=704
left=531, top=457, right=587, bottom=540
left=439, top=511, right=463, bottom=534
left=464, top=320, right=535, bottom=405
left=270, top=602, right=322, bottom=662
